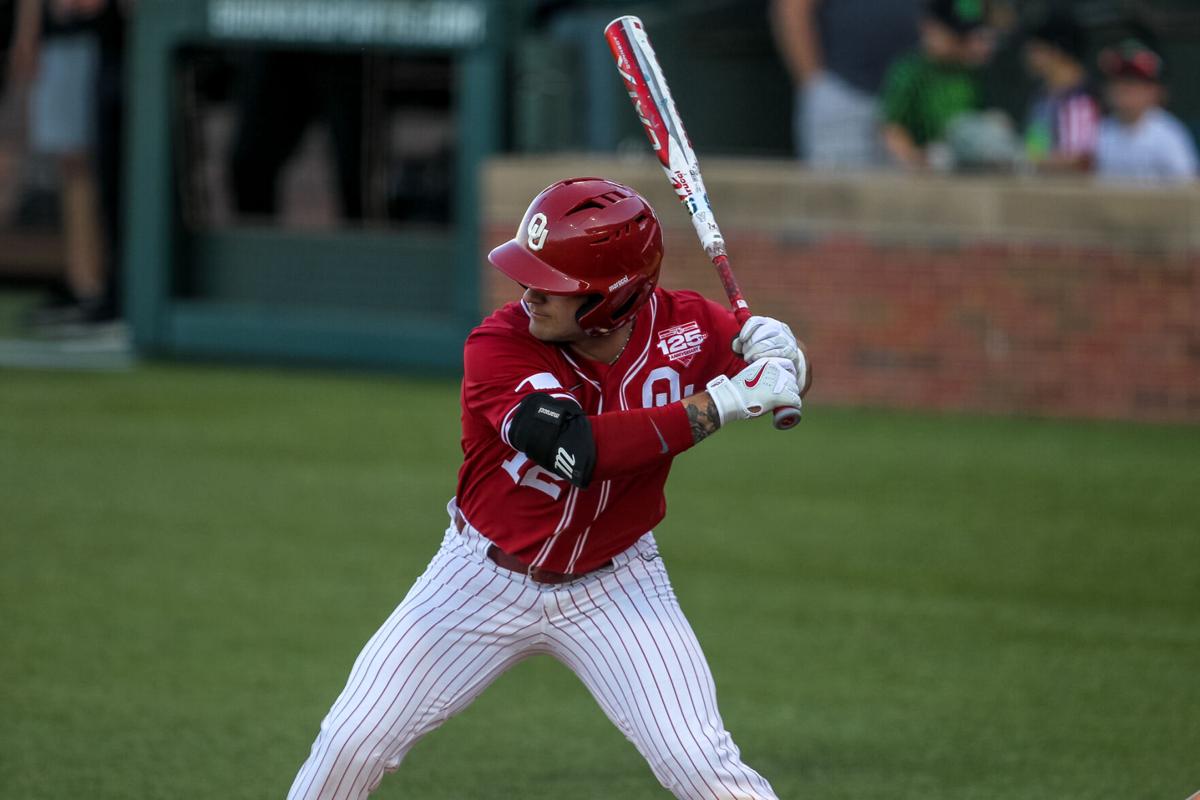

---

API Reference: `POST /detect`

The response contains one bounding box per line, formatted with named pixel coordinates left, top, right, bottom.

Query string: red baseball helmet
left=488, top=177, right=663, bottom=336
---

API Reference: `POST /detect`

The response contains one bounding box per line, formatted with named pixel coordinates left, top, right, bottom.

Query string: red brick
left=482, top=224, right=1200, bottom=423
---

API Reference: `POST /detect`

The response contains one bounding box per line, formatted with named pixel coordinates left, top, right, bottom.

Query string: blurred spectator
left=1095, top=38, right=1197, bottom=184
left=943, top=109, right=1020, bottom=171
left=228, top=51, right=365, bottom=222
left=880, top=0, right=994, bottom=169
left=91, top=0, right=127, bottom=322
left=1022, top=9, right=1099, bottom=173
left=9, top=0, right=111, bottom=322
left=771, top=0, right=920, bottom=168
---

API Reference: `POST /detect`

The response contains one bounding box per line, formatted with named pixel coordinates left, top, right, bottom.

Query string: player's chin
left=527, top=322, right=558, bottom=343
left=528, top=318, right=577, bottom=344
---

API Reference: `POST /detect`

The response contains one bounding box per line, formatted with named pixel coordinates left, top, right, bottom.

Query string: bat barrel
left=606, top=15, right=800, bottom=431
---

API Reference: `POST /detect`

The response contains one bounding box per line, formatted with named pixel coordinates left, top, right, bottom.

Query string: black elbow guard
left=508, top=393, right=596, bottom=488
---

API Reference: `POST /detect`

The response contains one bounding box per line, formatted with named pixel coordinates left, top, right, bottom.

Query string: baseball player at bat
left=288, top=178, right=810, bottom=800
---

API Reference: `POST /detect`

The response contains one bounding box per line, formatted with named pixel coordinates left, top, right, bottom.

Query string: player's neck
left=569, top=319, right=635, bottom=366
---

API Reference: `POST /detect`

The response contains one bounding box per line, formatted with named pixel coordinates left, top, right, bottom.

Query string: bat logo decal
left=628, top=90, right=662, bottom=150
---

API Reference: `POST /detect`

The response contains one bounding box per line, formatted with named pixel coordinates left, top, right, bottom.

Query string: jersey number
left=501, top=451, right=563, bottom=500
left=641, top=366, right=694, bottom=409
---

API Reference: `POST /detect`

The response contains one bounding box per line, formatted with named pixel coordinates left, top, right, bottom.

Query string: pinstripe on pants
left=287, top=508, right=778, bottom=799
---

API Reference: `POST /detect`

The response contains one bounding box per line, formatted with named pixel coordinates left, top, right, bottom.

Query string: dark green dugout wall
left=125, top=0, right=501, bottom=370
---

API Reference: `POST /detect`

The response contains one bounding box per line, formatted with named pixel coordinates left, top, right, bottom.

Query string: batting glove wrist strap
left=705, top=375, right=741, bottom=426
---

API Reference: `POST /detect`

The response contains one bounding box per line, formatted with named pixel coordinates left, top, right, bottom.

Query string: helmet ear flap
left=575, top=294, right=604, bottom=322
left=607, top=290, right=642, bottom=324
left=576, top=278, right=654, bottom=335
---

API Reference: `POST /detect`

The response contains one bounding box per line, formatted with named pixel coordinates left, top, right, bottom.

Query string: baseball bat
left=604, top=15, right=802, bottom=430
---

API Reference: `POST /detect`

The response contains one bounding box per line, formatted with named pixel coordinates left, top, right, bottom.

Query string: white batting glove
left=732, top=316, right=807, bottom=391
left=705, top=357, right=801, bottom=425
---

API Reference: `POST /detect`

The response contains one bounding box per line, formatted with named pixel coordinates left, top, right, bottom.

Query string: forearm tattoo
left=685, top=394, right=722, bottom=444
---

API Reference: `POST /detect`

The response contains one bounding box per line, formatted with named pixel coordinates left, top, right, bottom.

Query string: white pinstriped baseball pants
left=287, top=502, right=778, bottom=799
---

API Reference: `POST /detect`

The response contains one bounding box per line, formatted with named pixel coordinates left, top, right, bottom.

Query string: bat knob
left=772, top=405, right=802, bottom=431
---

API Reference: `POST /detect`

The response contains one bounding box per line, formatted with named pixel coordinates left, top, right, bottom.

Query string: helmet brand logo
left=608, top=275, right=632, bottom=291
left=527, top=213, right=550, bottom=251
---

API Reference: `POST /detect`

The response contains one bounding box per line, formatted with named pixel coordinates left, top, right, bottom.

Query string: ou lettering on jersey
left=455, top=288, right=745, bottom=574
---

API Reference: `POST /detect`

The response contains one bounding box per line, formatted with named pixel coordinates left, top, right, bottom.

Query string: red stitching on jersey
left=618, top=293, right=658, bottom=411
left=566, top=479, right=611, bottom=573
left=530, top=483, right=579, bottom=569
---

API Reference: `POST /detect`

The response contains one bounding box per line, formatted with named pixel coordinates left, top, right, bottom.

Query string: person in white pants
left=288, top=178, right=810, bottom=798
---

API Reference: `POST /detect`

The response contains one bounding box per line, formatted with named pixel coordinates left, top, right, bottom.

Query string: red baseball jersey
left=456, top=287, right=745, bottom=573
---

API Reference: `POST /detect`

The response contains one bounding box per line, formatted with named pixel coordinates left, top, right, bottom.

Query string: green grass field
left=1, top=364, right=1197, bottom=799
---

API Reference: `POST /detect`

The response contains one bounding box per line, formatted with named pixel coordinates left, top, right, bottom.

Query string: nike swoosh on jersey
left=648, top=418, right=669, bottom=454
left=744, top=362, right=770, bottom=388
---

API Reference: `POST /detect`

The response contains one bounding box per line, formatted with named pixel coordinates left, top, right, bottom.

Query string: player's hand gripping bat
left=604, top=15, right=803, bottom=429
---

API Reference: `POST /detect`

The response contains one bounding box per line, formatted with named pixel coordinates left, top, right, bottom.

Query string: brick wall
left=484, top=158, right=1200, bottom=423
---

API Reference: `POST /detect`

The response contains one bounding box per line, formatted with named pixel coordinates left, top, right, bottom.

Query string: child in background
left=1095, top=38, right=1197, bottom=184
left=880, top=0, right=994, bottom=169
left=1023, top=10, right=1100, bottom=172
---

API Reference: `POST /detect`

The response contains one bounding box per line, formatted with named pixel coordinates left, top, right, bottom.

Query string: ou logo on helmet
left=527, top=213, right=550, bottom=251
